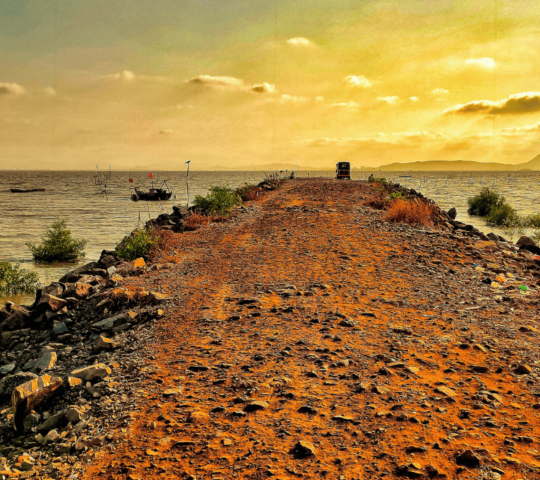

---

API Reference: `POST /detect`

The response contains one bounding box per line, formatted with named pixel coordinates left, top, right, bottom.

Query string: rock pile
left=0, top=250, right=170, bottom=478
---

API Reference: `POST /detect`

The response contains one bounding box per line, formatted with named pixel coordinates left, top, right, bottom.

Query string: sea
left=1, top=169, right=539, bottom=305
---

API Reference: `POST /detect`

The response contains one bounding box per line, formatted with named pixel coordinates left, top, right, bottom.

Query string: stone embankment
left=1, top=178, right=540, bottom=479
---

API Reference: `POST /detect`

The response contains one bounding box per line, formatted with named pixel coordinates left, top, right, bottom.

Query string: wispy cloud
left=0, top=82, right=26, bottom=96
left=344, top=75, right=372, bottom=88
left=331, top=101, right=360, bottom=109
left=376, top=96, right=399, bottom=104
left=431, top=88, right=449, bottom=95
left=280, top=94, right=308, bottom=104
left=251, top=83, right=275, bottom=93
left=409, top=96, right=419, bottom=102
left=445, top=92, right=540, bottom=115
left=286, top=37, right=314, bottom=47
left=465, top=57, right=496, bottom=69
left=185, top=75, right=274, bottom=94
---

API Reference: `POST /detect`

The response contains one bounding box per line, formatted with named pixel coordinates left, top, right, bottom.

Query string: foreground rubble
left=2, top=178, right=540, bottom=479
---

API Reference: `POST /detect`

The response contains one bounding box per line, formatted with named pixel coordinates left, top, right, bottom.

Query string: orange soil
left=83, top=179, right=540, bottom=479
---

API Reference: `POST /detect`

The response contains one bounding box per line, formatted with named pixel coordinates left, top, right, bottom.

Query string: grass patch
left=384, top=199, right=436, bottom=226
left=193, top=186, right=242, bottom=216
left=116, top=228, right=158, bottom=261
left=0, top=261, right=42, bottom=295
left=27, top=219, right=88, bottom=262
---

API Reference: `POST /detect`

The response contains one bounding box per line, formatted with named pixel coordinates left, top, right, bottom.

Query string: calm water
left=1, top=169, right=539, bottom=304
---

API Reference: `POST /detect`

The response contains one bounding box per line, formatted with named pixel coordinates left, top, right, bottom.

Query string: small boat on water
left=131, top=180, right=172, bottom=201
left=10, top=188, right=46, bottom=193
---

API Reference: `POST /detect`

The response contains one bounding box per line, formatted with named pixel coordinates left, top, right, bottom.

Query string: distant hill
left=376, top=160, right=525, bottom=172
left=519, top=153, right=540, bottom=170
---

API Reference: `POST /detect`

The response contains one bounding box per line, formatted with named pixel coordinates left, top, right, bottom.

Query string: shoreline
left=1, top=178, right=540, bottom=479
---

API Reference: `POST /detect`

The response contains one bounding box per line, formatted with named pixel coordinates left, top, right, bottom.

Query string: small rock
left=70, top=364, right=112, bottom=382
left=243, top=401, right=269, bottom=412
left=33, top=352, right=57, bottom=372
left=94, top=335, right=114, bottom=352
left=53, top=321, right=68, bottom=335
left=289, top=440, right=316, bottom=458
left=456, top=449, right=480, bottom=468
left=515, top=364, right=532, bottom=375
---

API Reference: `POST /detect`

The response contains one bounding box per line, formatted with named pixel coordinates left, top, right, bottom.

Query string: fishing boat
left=131, top=180, right=172, bottom=201
left=10, top=188, right=46, bottom=193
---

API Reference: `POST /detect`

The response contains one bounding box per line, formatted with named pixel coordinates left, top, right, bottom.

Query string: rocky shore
left=1, top=178, right=540, bottom=479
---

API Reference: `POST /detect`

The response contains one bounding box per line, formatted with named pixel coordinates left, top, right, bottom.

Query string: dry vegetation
left=384, top=198, right=438, bottom=226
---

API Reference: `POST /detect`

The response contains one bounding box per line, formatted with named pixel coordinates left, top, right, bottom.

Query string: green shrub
left=485, top=203, right=520, bottom=227
left=388, top=191, right=403, bottom=201
left=466, top=188, right=505, bottom=216
left=27, top=219, right=88, bottom=262
left=0, top=261, right=42, bottom=295
left=115, top=228, right=158, bottom=261
left=193, top=186, right=242, bottom=216
left=372, top=177, right=388, bottom=187
left=522, top=213, right=540, bottom=228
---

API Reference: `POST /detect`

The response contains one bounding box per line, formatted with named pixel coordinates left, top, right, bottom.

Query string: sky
left=1, top=0, right=540, bottom=170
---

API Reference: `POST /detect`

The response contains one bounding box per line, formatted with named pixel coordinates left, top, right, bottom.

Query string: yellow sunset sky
left=1, top=0, right=540, bottom=170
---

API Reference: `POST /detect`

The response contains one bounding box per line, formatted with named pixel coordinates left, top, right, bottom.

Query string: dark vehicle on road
left=336, top=162, right=351, bottom=179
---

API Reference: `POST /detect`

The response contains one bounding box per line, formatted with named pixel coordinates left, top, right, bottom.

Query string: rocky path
left=74, top=178, right=540, bottom=480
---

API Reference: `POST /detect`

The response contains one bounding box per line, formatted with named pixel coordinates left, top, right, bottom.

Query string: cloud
left=444, top=92, right=540, bottom=115
left=286, top=37, right=314, bottom=47
left=315, top=96, right=325, bottom=103
left=185, top=75, right=275, bottom=94
left=113, top=70, right=136, bottom=81
left=0, top=82, right=26, bottom=96
left=465, top=57, right=496, bottom=69
left=251, top=83, right=275, bottom=93
left=304, top=124, right=540, bottom=153
left=376, top=96, right=399, bottom=104
left=409, top=96, right=419, bottom=102
left=331, top=101, right=360, bottom=109
left=431, top=88, right=449, bottom=95
left=280, top=94, right=308, bottom=104
left=43, top=87, right=56, bottom=97
left=344, top=75, right=372, bottom=88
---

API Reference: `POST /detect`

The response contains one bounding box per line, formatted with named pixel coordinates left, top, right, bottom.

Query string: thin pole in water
left=185, top=160, right=191, bottom=209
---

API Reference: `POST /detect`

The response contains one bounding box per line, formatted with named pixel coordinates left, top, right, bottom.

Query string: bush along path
left=1, top=178, right=540, bottom=479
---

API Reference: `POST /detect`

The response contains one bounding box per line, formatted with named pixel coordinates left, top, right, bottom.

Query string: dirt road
left=84, top=179, right=540, bottom=479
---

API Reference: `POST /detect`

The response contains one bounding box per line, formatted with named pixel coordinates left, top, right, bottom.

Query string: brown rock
left=243, top=401, right=269, bottom=412
left=39, top=294, right=68, bottom=312
left=289, top=440, right=316, bottom=458
left=187, top=411, right=210, bottom=424
left=70, top=364, right=112, bottom=382
left=515, top=364, right=532, bottom=375
left=12, top=375, right=63, bottom=431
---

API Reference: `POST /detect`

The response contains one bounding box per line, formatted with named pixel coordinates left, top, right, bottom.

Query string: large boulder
left=12, top=375, right=63, bottom=431
left=38, top=294, right=68, bottom=312
left=58, top=262, right=107, bottom=283
left=516, top=236, right=540, bottom=255
left=70, top=364, right=111, bottom=382
left=98, top=250, right=120, bottom=269
left=447, top=207, right=457, bottom=220
left=0, top=372, right=37, bottom=401
left=0, top=304, right=32, bottom=333
left=62, top=282, right=93, bottom=300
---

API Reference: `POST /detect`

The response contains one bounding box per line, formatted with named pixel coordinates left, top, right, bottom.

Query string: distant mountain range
left=207, top=154, right=540, bottom=172
left=372, top=154, right=540, bottom=172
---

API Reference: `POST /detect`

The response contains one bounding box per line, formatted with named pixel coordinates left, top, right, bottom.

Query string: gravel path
left=82, top=179, right=540, bottom=480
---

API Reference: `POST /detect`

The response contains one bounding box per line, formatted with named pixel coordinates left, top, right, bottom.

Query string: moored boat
left=10, top=188, right=46, bottom=193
